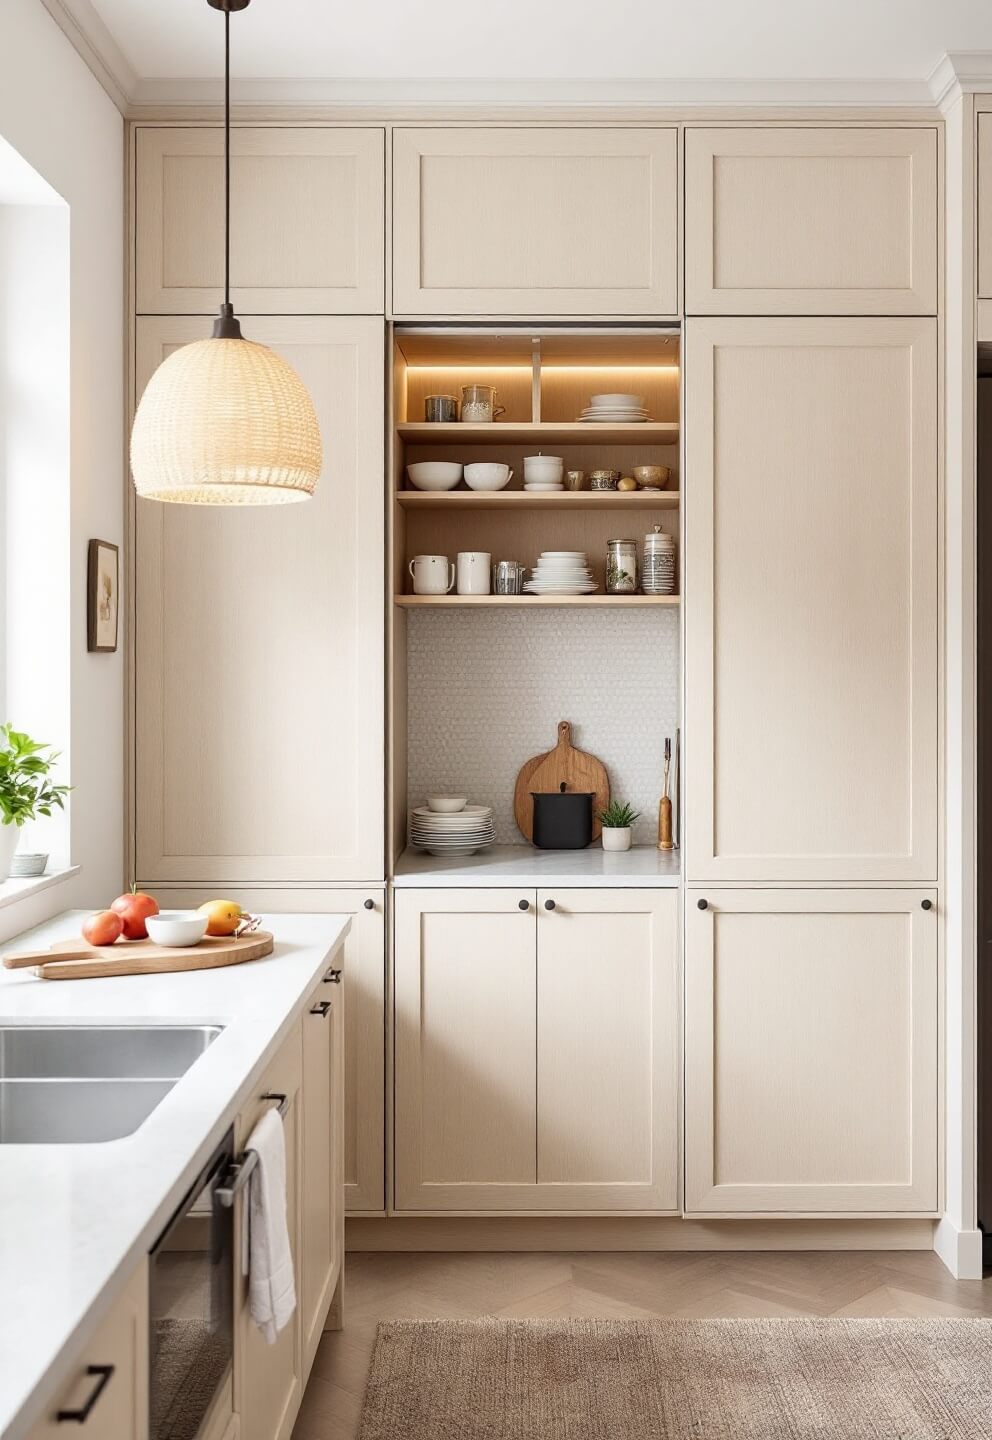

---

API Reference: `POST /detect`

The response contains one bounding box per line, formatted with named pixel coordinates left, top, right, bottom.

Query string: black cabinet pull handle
left=57, top=1365, right=114, bottom=1423
left=322, top=968, right=342, bottom=984
left=697, top=898, right=709, bottom=910
left=310, top=1000, right=332, bottom=1017
left=518, top=899, right=529, bottom=911
left=364, top=898, right=375, bottom=910
left=544, top=899, right=556, bottom=911
left=921, top=898, right=933, bottom=911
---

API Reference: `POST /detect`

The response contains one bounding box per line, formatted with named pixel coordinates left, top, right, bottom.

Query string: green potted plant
left=597, top=800, right=640, bottom=853
left=0, top=725, right=70, bottom=880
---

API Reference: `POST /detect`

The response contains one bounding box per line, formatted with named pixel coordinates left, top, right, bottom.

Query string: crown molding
left=128, top=73, right=936, bottom=113
left=38, top=0, right=135, bottom=112
left=929, top=51, right=992, bottom=110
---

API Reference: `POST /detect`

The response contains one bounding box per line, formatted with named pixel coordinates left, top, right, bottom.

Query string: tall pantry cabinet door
left=684, top=316, right=937, bottom=883
left=684, top=889, right=938, bottom=1214
left=135, top=127, right=385, bottom=314
left=392, top=128, right=678, bottom=316
left=394, top=889, right=538, bottom=1210
left=684, top=127, right=937, bottom=315
left=535, top=889, right=679, bottom=1211
left=133, top=317, right=384, bottom=884
left=979, top=114, right=992, bottom=300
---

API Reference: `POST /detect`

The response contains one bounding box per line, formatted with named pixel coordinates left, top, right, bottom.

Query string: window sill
left=0, top=866, right=80, bottom=913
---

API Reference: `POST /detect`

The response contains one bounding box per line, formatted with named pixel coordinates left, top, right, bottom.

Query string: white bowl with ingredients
left=146, top=911, right=209, bottom=948
left=464, top=462, right=513, bottom=492
left=406, top=461, right=463, bottom=492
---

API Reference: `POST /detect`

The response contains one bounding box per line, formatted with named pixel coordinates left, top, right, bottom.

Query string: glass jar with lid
left=606, top=539, right=638, bottom=594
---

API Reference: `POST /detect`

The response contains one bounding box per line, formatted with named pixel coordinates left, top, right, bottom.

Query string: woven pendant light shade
left=131, top=335, right=322, bottom=505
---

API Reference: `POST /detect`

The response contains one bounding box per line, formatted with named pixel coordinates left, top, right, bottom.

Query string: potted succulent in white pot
left=598, top=800, right=640, bottom=853
left=0, top=725, right=70, bottom=881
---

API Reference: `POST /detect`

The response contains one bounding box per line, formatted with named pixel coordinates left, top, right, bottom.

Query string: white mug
left=456, top=551, right=492, bottom=596
left=409, top=554, right=455, bottom=595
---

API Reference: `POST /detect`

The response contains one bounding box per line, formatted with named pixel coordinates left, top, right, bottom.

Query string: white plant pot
left=0, top=823, right=20, bottom=881
left=601, top=826, right=632, bottom=852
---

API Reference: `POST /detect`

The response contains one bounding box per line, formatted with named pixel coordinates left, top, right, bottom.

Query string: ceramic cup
left=409, top=554, right=455, bottom=595
left=456, top=551, right=492, bottom=595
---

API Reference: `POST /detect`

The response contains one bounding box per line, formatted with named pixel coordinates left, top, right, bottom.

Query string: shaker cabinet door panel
left=394, top=889, right=538, bottom=1210
left=392, top=128, right=678, bottom=315
left=684, top=316, right=937, bottom=883
left=133, top=317, right=385, bottom=885
left=684, top=889, right=938, bottom=1215
left=536, top=889, right=679, bottom=1211
left=135, top=127, right=385, bottom=314
left=685, top=127, right=937, bottom=314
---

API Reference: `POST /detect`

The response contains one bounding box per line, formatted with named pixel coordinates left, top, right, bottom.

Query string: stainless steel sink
left=0, top=1025, right=222, bottom=1143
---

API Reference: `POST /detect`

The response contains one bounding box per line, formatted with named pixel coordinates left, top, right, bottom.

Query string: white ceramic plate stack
left=410, top=804, right=496, bottom=856
left=524, top=551, right=598, bottom=596
left=578, top=393, right=652, bottom=423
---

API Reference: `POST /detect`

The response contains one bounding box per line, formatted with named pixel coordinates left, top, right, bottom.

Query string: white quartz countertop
left=393, top=844, right=681, bottom=887
left=0, top=910, right=351, bottom=1440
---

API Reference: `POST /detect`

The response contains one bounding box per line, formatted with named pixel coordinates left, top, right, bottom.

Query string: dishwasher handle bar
left=215, top=1092, right=289, bottom=1208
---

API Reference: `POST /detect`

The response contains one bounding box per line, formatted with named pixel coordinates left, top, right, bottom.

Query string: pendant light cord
left=224, top=6, right=230, bottom=309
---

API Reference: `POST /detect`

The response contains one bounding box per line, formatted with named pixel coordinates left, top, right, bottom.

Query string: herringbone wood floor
left=292, top=1250, right=992, bottom=1439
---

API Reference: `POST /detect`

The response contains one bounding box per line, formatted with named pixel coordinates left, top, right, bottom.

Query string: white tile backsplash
left=407, top=609, right=680, bottom=846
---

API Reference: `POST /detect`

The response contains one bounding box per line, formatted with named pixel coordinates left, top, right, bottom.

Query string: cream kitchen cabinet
left=133, top=316, right=385, bottom=885
left=979, top=113, right=992, bottom=299
left=135, top=127, right=385, bottom=314
left=27, top=1263, right=148, bottom=1440
left=391, top=127, right=678, bottom=316
left=152, top=887, right=386, bottom=1215
left=393, top=887, right=678, bottom=1212
left=684, top=315, right=937, bottom=884
left=684, top=127, right=937, bottom=314
left=684, top=889, right=938, bottom=1215
left=237, top=1024, right=303, bottom=1440
left=300, top=977, right=344, bottom=1378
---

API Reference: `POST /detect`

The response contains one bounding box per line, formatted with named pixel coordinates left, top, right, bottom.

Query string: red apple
left=111, top=888, right=159, bottom=940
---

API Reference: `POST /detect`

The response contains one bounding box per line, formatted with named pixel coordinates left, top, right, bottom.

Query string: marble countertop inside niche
left=393, top=844, right=681, bottom=887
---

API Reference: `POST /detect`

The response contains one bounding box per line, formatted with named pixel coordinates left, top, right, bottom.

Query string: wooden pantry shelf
left=397, top=421, right=680, bottom=446
left=396, top=489, right=680, bottom=511
left=395, top=594, right=680, bottom=608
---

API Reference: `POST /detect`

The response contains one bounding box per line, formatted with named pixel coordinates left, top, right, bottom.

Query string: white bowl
left=407, top=461, right=463, bottom=492
left=427, top=797, right=467, bottom=813
left=464, top=463, right=512, bottom=492
left=523, top=455, right=563, bottom=482
left=146, top=910, right=209, bottom=948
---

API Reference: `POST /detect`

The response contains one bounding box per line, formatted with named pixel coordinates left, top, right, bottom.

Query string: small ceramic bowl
left=464, top=463, right=512, bottom=492
left=633, top=464, right=672, bottom=490
left=427, top=797, right=467, bottom=814
left=146, top=911, right=208, bottom=948
left=406, top=461, right=463, bottom=492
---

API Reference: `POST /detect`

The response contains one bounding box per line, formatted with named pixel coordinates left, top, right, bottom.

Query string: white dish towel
left=241, top=1106, right=297, bottom=1345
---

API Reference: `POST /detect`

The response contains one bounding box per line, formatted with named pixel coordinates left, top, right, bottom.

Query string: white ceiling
left=84, top=0, right=992, bottom=88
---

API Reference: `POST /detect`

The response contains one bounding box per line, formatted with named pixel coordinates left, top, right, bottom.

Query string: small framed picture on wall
left=87, top=540, right=119, bottom=653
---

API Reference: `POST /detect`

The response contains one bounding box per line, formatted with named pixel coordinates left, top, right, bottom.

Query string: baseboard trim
left=933, top=1217, right=984, bottom=1278
left=346, top=1216, right=936, bottom=1253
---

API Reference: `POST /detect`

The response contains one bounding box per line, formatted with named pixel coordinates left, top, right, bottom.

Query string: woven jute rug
left=357, top=1317, right=992, bottom=1439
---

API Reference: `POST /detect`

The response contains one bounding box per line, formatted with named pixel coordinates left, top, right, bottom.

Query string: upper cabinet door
left=979, top=114, right=992, bottom=299
left=684, top=316, right=937, bottom=883
left=135, top=127, right=385, bottom=314
left=392, top=127, right=678, bottom=316
left=685, top=128, right=937, bottom=315
left=134, top=316, right=384, bottom=884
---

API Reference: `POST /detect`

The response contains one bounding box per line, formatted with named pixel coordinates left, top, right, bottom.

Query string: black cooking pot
left=531, top=784, right=594, bottom=850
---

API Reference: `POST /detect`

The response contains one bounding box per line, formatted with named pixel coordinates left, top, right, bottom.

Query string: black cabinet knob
left=518, top=899, right=529, bottom=911
left=921, top=898, right=933, bottom=911
left=363, top=898, right=375, bottom=910
left=697, top=898, right=709, bottom=910
left=545, top=899, right=556, bottom=911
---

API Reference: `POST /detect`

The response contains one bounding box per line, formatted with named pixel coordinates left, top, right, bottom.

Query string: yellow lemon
left=198, top=899, right=243, bottom=937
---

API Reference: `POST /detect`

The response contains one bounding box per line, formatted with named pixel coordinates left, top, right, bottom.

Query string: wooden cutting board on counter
left=2, top=930, right=274, bottom=981
left=513, top=720, right=610, bottom=841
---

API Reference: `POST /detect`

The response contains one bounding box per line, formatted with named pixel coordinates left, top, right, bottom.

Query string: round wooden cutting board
left=513, top=721, right=610, bottom=841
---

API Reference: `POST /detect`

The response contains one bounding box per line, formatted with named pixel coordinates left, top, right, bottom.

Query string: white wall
left=0, top=0, right=123, bottom=940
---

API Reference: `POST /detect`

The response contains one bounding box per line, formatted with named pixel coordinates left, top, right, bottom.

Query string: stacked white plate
left=524, top=482, right=564, bottom=492
left=579, top=392, right=652, bottom=423
left=524, top=551, right=598, bottom=596
left=410, top=804, right=496, bottom=856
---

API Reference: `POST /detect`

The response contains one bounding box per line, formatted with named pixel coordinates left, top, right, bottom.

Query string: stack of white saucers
left=524, top=551, right=598, bottom=596
left=410, top=804, right=496, bottom=856
left=578, top=392, right=652, bottom=423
